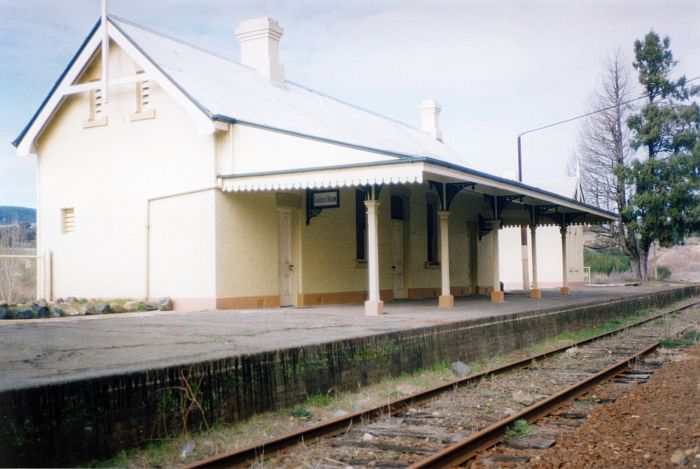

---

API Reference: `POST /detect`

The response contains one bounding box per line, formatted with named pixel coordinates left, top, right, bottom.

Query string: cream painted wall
left=291, top=183, right=490, bottom=299
left=499, top=225, right=585, bottom=289
left=477, top=231, right=495, bottom=289
left=298, top=187, right=371, bottom=294
left=36, top=43, right=217, bottom=300
left=149, top=190, right=216, bottom=300
left=215, top=191, right=279, bottom=298
left=228, top=125, right=397, bottom=174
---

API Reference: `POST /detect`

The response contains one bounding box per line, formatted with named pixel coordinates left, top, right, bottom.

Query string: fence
left=0, top=248, right=51, bottom=303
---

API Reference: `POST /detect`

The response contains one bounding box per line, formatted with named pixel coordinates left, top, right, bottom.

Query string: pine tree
left=625, top=31, right=700, bottom=280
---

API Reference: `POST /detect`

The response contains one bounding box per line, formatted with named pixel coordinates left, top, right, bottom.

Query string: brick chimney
left=417, top=99, right=443, bottom=141
left=235, top=17, right=285, bottom=85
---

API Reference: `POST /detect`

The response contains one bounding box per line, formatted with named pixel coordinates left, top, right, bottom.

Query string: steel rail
left=408, top=342, right=659, bottom=468
left=410, top=315, right=700, bottom=468
left=182, top=298, right=700, bottom=469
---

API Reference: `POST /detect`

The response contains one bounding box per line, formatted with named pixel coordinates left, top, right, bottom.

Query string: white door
left=277, top=209, right=295, bottom=306
left=391, top=220, right=406, bottom=299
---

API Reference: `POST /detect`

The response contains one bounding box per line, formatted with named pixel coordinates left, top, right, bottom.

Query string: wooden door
left=277, top=209, right=295, bottom=306
left=391, top=220, right=406, bottom=299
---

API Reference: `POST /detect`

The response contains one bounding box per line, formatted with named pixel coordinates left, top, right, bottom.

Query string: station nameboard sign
left=311, top=190, right=340, bottom=208
left=306, top=189, right=340, bottom=225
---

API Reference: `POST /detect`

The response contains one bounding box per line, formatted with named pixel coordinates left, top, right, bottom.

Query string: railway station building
left=13, top=15, right=615, bottom=314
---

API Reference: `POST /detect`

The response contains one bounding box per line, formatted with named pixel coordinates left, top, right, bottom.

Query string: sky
left=1, top=0, right=698, bottom=208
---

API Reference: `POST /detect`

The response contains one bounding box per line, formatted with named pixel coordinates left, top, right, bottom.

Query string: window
left=391, top=195, right=404, bottom=220
left=355, top=189, right=367, bottom=261
left=426, top=200, right=438, bottom=263
left=61, top=208, right=75, bottom=234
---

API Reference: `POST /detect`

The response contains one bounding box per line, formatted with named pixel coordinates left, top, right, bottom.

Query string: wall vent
left=61, top=208, right=75, bottom=234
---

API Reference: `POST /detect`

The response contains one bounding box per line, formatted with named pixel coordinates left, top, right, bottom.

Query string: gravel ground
left=473, top=337, right=700, bottom=468
left=529, top=343, right=700, bottom=468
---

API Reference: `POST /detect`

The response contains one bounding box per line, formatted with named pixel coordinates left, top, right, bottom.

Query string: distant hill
left=0, top=206, right=36, bottom=225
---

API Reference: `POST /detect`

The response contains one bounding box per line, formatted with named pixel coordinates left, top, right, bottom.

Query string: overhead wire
left=518, top=75, right=700, bottom=137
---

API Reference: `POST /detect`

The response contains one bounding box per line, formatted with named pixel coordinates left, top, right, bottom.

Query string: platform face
left=0, top=285, right=688, bottom=392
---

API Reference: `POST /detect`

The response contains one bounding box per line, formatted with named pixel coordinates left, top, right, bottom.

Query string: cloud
left=1, top=0, right=699, bottom=205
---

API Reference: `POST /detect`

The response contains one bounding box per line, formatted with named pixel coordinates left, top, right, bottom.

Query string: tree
left=624, top=31, right=700, bottom=279
left=574, top=51, right=646, bottom=277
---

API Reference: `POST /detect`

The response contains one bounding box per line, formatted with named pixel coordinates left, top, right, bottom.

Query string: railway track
left=182, top=298, right=700, bottom=469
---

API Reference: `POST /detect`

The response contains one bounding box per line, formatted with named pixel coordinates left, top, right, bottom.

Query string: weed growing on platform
left=505, top=419, right=537, bottom=438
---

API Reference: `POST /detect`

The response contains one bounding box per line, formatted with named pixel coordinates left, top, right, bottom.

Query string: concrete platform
left=0, top=284, right=691, bottom=392
left=2, top=283, right=698, bottom=467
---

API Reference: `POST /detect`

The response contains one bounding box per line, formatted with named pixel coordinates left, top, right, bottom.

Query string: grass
left=659, top=330, right=700, bottom=348
left=584, top=246, right=631, bottom=275
left=289, top=407, right=311, bottom=418
left=517, top=308, right=653, bottom=357
left=505, top=419, right=537, bottom=438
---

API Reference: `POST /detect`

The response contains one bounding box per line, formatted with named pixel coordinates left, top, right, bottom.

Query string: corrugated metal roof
left=526, top=176, right=580, bottom=199
left=110, top=15, right=469, bottom=166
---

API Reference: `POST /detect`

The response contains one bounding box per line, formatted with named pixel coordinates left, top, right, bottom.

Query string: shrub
left=656, top=265, right=671, bottom=280
left=584, top=247, right=631, bottom=275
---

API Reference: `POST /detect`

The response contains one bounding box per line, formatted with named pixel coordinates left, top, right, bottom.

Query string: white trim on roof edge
left=15, top=19, right=215, bottom=157
left=219, top=160, right=615, bottom=222
left=16, top=28, right=102, bottom=157
left=219, top=162, right=424, bottom=192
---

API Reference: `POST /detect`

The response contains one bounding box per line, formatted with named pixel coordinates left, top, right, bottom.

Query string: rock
left=565, top=347, right=580, bottom=355
left=480, top=455, right=530, bottom=465
left=95, top=303, right=112, bottom=315
left=179, top=440, right=195, bottom=459
left=332, top=409, right=349, bottom=418
left=0, top=303, right=10, bottom=320
left=80, top=302, right=97, bottom=315
left=109, top=303, right=125, bottom=314
left=671, top=450, right=687, bottom=465
left=157, top=297, right=174, bottom=311
left=59, top=304, right=80, bottom=316
left=124, top=301, right=139, bottom=312
left=142, top=301, right=159, bottom=311
left=506, top=436, right=556, bottom=449
left=451, top=361, right=471, bottom=376
left=512, top=390, right=535, bottom=406
left=396, top=384, right=421, bottom=395
left=51, top=305, right=65, bottom=317
left=32, top=300, right=51, bottom=318
left=16, top=309, right=35, bottom=320
left=362, top=433, right=374, bottom=441
left=66, top=296, right=79, bottom=304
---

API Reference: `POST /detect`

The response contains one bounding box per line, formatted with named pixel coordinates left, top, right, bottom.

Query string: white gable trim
left=15, top=18, right=214, bottom=157
left=108, top=18, right=215, bottom=135
left=15, top=25, right=102, bottom=156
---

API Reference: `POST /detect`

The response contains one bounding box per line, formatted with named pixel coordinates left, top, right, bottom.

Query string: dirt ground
left=530, top=343, right=700, bottom=468
left=655, top=239, right=700, bottom=282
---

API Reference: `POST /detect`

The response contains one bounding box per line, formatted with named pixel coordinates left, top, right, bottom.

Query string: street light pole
left=517, top=135, right=529, bottom=291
